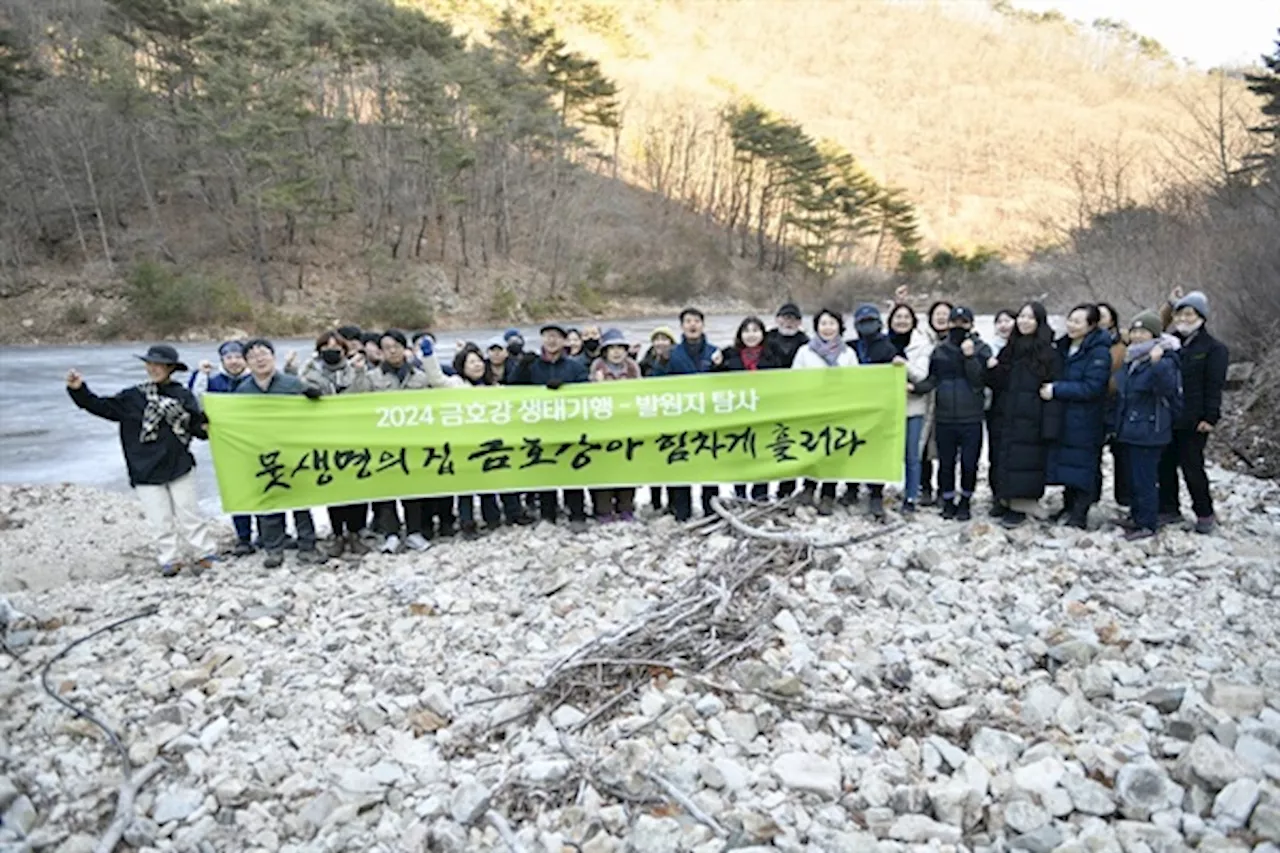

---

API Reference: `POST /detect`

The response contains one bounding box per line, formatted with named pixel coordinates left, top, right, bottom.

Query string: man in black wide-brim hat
left=66, top=344, right=219, bottom=577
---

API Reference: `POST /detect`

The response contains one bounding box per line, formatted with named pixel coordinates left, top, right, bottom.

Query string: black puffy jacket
left=1173, top=327, right=1228, bottom=429
left=917, top=335, right=992, bottom=425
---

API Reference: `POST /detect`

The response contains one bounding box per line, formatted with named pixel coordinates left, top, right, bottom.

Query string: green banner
left=203, top=366, right=906, bottom=513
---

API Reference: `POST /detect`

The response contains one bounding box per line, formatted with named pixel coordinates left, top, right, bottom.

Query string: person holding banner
left=714, top=316, right=772, bottom=502
left=791, top=307, right=858, bottom=516
left=509, top=323, right=592, bottom=533
left=850, top=304, right=901, bottom=521
left=302, top=329, right=375, bottom=557
left=666, top=308, right=721, bottom=522
left=454, top=344, right=520, bottom=537
left=588, top=328, right=641, bottom=523
left=887, top=303, right=933, bottom=515
left=235, top=338, right=324, bottom=567
left=66, top=344, right=218, bottom=577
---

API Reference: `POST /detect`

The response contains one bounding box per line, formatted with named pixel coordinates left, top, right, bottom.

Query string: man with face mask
left=503, top=329, right=525, bottom=383
left=848, top=304, right=902, bottom=520
left=764, top=303, right=809, bottom=368
left=1156, top=289, right=1228, bottom=534
left=580, top=326, right=602, bottom=363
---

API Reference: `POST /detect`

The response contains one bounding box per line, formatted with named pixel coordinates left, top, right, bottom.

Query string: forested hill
left=0, top=0, right=1263, bottom=343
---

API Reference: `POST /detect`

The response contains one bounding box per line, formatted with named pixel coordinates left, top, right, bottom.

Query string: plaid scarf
left=139, top=382, right=191, bottom=445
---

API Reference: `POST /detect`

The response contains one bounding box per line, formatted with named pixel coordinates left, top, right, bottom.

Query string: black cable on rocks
left=40, top=604, right=160, bottom=769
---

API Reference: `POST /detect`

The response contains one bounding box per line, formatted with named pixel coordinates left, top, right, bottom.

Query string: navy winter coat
left=1172, top=327, right=1228, bottom=429
left=851, top=333, right=898, bottom=366
left=1046, top=328, right=1113, bottom=493
left=666, top=337, right=719, bottom=375
left=916, top=334, right=992, bottom=425
left=510, top=352, right=589, bottom=387
left=1113, top=353, right=1180, bottom=447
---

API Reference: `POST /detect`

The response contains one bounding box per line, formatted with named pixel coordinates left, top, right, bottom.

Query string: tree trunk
left=71, top=125, right=113, bottom=270
left=250, top=197, right=275, bottom=302
left=130, top=132, right=176, bottom=263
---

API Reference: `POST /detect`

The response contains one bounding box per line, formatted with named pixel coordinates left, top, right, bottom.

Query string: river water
left=0, top=313, right=1006, bottom=515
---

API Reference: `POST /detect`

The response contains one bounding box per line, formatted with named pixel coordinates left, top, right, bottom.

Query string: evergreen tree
left=1244, top=31, right=1280, bottom=182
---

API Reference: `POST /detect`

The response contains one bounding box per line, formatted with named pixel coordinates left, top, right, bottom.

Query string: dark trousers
left=776, top=480, right=798, bottom=499
left=371, top=500, right=401, bottom=536
left=327, top=503, right=366, bottom=537
left=591, top=488, right=636, bottom=516
left=936, top=423, right=982, bottom=499
left=649, top=486, right=666, bottom=511
left=403, top=498, right=427, bottom=536
left=458, top=494, right=502, bottom=527
left=232, top=514, right=253, bottom=543
left=1158, top=429, right=1213, bottom=518
left=537, top=489, right=586, bottom=522
left=425, top=496, right=456, bottom=536
left=259, top=510, right=316, bottom=553
left=1127, top=444, right=1162, bottom=531
left=986, top=415, right=1004, bottom=503
left=1110, top=440, right=1131, bottom=507
left=733, top=483, right=769, bottom=500
left=669, top=485, right=720, bottom=521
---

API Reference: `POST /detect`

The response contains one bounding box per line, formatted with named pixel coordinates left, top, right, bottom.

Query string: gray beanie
left=1174, top=290, right=1209, bottom=320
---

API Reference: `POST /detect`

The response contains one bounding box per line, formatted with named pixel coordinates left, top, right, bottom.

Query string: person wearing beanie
left=191, top=339, right=249, bottom=398
left=847, top=304, right=900, bottom=520
left=65, top=345, right=218, bottom=577
left=1113, top=314, right=1182, bottom=540
left=1156, top=287, right=1229, bottom=534
left=640, top=326, right=676, bottom=378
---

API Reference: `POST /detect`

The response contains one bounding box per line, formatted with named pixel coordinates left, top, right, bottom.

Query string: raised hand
left=66, top=369, right=84, bottom=390
left=960, top=339, right=975, bottom=358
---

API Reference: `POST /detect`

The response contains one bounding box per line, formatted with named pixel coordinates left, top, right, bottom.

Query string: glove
left=303, top=386, right=323, bottom=400
left=419, top=337, right=434, bottom=357
left=520, top=351, right=537, bottom=364
left=546, top=379, right=563, bottom=391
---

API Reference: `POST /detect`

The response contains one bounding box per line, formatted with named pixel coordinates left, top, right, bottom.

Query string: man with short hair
left=664, top=307, right=721, bottom=522
left=486, top=337, right=509, bottom=382
left=510, top=323, right=591, bottom=532
left=236, top=338, right=323, bottom=568
left=764, top=302, right=809, bottom=368
left=67, top=344, right=218, bottom=577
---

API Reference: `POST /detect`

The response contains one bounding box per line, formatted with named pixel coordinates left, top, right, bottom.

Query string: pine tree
left=1244, top=31, right=1280, bottom=182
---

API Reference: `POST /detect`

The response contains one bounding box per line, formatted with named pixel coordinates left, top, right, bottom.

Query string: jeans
left=935, top=423, right=982, bottom=500
left=537, top=489, right=587, bottom=522
left=458, top=494, right=502, bottom=527
left=1127, top=444, right=1162, bottom=531
left=733, top=483, right=769, bottom=500
left=135, top=471, right=217, bottom=566
left=232, top=514, right=253, bottom=544
left=904, top=416, right=924, bottom=502
left=669, top=485, right=720, bottom=521
left=259, top=509, right=317, bottom=553
left=1158, top=429, right=1213, bottom=518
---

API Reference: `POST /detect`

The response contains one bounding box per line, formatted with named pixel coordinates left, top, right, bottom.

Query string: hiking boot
left=941, top=499, right=958, bottom=520
left=380, top=534, right=401, bottom=554
left=798, top=486, right=817, bottom=507
left=868, top=494, right=885, bottom=521
left=956, top=496, right=972, bottom=522
left=231, top=540, right=255, bottom=558
left=901, top=500, right=917, bottom=515
left=510, top=512, right=535, bottom=526
left=1157, top=511, right=1183, bottom=528
left=1194, top=515, right=1216, bottom=535
left=568, top=518, right=589, bottom=534
left=1124, top=527, right=1157, bottom=542
left=1066, top=506, right=1089, bottom=530
left=159, top=562, right=182, bottom=578
left=989, top=502, right=1009, bottom=519
left=1001, top=510, right=1028, bottom=529
left=1116, top=516, right=1141, bottom=532
left=919, top=484, right=936, bottom=507
left=404, top=533, right=430, bottom=551
left=344, top=532, right=370, bottom=557
left=263, top=551, right=284, bottom=569
left=323, top=537, right=345, bottom=558
left=460, top=522, right=480, bottom=541
left=839, top=486, right=860, bottom=507
left=296, top=548, right=324, bottom=565
left=817, top=495, right=835, bottom=516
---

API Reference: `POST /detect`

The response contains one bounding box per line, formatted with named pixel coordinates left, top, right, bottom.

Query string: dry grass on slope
left=436, top=0, right=1255, bottom=253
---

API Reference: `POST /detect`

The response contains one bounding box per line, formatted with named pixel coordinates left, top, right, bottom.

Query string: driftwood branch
left=708, top=496, right=905, bottom=548
left=484, top=809, right=528, bottom=853
left=643, top=771, right=727, bottom=836
left=93, top=760, right=166, bottom=853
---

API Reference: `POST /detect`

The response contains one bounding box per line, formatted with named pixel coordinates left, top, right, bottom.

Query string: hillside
left=434, top=0, right=1257, bottom=251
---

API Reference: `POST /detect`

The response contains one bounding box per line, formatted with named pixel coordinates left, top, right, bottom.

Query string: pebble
left=771, top=752, right=842, bottom=800
left=152, top=788, right=203, bottom=824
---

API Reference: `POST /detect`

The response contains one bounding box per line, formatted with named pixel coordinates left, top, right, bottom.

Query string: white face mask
left=1175, top=319, right=1203, bottom=336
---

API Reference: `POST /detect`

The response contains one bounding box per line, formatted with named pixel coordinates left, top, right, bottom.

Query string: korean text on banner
left=202, top=366, right=907, bottom=513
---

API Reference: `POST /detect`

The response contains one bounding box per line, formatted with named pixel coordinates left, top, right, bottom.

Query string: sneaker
left=919, top=485, right=936, bottom=507
left=568, top=518, right=589, bottom=534
left=404, top=533, right=430, bottom=551
left=839, top=487, right=860, bottom=507
left=596, top=513, right=616, bottom=525
left=1124, top=528, right=1157, bottom=542
left=510, top=513, right=535, bottom=527
left=817, top=495, right=835, bottom=516
left=1157, top=511, right=1184, bottom=528
left=344, top=533, right=370, bottom=557
left=868, top=494, right=885, bottom=521
left=193, top=554, right=218, bottom=574
left=323, top=537, right=344, bottom=558
left=263, top=551, right=284, bottom=569
left=989, top=502, right=1009, bottom=519
left=901, top=500, right=917, bottom=515
left=357, top=527, right=378, bottom=544
left=618, top=511, right=636, bottom=522
left=1194, top=515, right=1216, bottom=535
left=380, top=534, right=401, bottom=554
left=231, top=540, right=255, bottom=558
left=1116, top=516, right=1141, bottom=532
left=160, top=562, right=182, bottom=578
left=956, top=496, right=972, bottom=522
left=460, top=522, right=480, bottom=541
left=941, top=499, right=958, bottom=520
left=1001, top=510, right=1028, bottom=529
left=296, top=548, right=324, bottom=565
left=798, top=486, right=816, bottom=507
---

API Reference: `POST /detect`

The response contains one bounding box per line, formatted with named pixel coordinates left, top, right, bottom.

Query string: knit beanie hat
left=1174, top=290, right=1209, bottom=320
left=1129, top=311, right=1163, bottom=334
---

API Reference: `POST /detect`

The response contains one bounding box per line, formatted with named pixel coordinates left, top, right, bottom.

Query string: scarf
left=807, top=336, right=844, bottom=367
left=889, top=331, right=912, bottom=358
left=740, top=345, right=763, bottom=371
left=139, top=382, right=191, bottom=445
left=381, top=360, right=412, bottom=384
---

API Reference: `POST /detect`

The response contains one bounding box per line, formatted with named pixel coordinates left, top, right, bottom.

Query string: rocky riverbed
left=1, top=469, right=1279, bottom=853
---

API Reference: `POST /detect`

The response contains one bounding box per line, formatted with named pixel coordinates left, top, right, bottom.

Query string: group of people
left=65, top=287, right=1229, bottom=576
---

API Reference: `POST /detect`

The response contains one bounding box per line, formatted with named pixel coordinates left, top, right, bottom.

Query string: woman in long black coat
left=985, top=302, right=1062, bottom=528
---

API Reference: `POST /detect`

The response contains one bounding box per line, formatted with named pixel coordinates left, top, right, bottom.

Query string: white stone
left=524, top=760, right=573, bottom=785
left=1188, top=734, right=1259, bottom=791
left=1206, top=680, right=1266, bottom=719
left=1211, top=778, right=1260, bottom=831
left=1061, top=774, right=1116, bottom=816
left=1116, top=762, right=1183, bottom=820
left=772, top=752, right=842, bottom=799
left=198, top=716, right=230, bottom=751
left=1004, top=800, right=1050, bottom=834
left=152, top=788, right=203, bottom=824
left=971, top=727, right=1025, bottom=770
left=1012, top=756, right=1065, bottom=798
left=630, top=815, right=682, bottom=853
left=551, top=705, right=586, bottom=729
left=887, top=814, right=962, bottom=843
left=925, top=677, right=967, bottom=709
left=721, top=711, right=758, bottom=745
